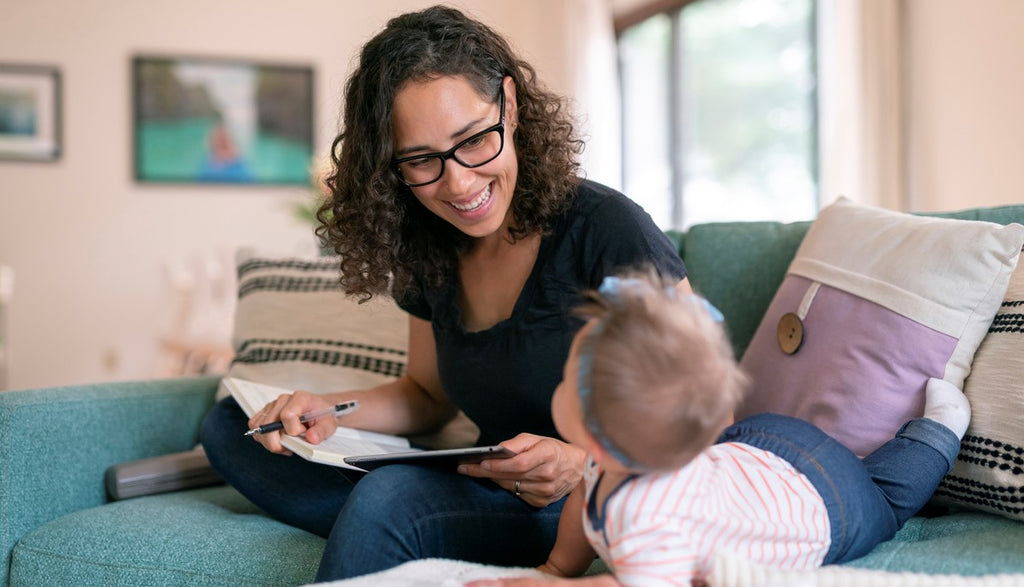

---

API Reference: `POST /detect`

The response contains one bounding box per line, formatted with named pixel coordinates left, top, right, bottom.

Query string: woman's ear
left=502, top=75, right=518, bottom=129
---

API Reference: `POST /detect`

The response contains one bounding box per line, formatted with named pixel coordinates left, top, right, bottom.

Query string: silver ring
left=514, top=479, right=522, bottom=496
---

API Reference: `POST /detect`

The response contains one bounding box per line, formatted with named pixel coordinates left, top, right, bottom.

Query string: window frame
left=616, top=0, right=820, bottom=229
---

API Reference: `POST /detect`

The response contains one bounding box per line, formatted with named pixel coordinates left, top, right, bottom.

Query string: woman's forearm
left=329, top=374, right=458, bottom=436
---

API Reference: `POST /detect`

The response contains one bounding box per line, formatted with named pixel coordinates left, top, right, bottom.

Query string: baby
left=478, top=271, right=970, bottom=587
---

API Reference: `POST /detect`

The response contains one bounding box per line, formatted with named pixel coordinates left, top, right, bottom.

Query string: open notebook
left=223, top=377, right=513, bottom=472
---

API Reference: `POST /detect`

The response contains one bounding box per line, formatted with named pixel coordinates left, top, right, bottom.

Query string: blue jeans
left=200, top=397, right=564, bottom=580
left=719, top=413, right=960, bottom=564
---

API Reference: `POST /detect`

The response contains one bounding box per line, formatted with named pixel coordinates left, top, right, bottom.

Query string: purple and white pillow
left=737, top=198, right=1024, bottom=457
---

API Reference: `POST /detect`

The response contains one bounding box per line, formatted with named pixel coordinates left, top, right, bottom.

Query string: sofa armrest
left=0, top=376, right=221, bottom=577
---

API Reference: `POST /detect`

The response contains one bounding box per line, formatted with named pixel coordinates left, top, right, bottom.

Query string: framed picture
left=0, top=64, right=61, bottom=161
left=132, top=55, right=314, bottom=185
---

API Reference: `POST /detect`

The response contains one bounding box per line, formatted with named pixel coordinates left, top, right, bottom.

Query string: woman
left=200, top=5, right=688, bottom=581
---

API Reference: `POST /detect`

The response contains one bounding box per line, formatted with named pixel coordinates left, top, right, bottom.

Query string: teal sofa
left=4, top=203, right=1024, bottom=586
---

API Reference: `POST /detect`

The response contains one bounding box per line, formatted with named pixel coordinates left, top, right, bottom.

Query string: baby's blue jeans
left=719, top=413, right=960, bottom=564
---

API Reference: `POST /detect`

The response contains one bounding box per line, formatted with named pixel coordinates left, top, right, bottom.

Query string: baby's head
left=555, top=271, right=748, bottom=472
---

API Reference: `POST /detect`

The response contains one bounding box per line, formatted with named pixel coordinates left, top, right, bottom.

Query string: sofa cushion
left=933, top=258, right=1024, bottom=522
left=10, top=486, right=322, bottom=586
left=710, top=516, right=1024, bottom=585
left=848, top=512, right=1024, bottom=575
left=737, top=198, right=1024, bottom=457
left=0, top=377, right=222, bottom=581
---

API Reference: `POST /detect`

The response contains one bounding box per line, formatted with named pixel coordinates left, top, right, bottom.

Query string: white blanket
left=309, top=559, right=546, bottom=587
left=310, top=555, right=1024, bottom=587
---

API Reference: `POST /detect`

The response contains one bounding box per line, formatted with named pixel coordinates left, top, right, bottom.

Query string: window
left=619, top=0, right=818, bottom=229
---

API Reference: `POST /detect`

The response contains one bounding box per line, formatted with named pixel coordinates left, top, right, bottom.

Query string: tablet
left=343, top=445, right=516, bottom=471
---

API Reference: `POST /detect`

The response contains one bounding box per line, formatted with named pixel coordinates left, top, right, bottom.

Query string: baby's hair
left=576, top=270, right=749, bottom=470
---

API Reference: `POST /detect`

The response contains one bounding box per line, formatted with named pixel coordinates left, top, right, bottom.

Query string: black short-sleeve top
left=398, top=180, right=687, bottom=446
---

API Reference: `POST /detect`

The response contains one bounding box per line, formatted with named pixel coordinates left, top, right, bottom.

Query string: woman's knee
left=318, top=466, right=442, bottom=579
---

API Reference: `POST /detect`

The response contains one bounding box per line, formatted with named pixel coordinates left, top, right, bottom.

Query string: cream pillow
left=934, top=258, right=1024, bottom=521
left=219, top=249, right=408, bottom=399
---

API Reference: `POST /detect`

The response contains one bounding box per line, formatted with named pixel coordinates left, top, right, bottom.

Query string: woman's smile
left=448, top=183, right=493, bottom=214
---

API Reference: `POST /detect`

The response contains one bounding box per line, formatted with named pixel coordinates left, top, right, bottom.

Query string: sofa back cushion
left=677, top=220, right=810, bottom=358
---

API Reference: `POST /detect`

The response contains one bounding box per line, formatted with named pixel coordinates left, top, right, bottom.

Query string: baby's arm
left=539, top=482, right=599, bottom=578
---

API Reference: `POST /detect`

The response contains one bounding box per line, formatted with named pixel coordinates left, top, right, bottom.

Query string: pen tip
left=244, top=430, right=256, bottom=437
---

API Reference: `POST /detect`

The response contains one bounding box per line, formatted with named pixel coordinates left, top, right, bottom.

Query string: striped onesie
left=581, top=444, right=831, bottom=586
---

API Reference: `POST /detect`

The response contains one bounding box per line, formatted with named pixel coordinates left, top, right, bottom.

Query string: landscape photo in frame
left=132, top=55, right=313, bottom=185
left=0, top=64, right=61, bottom=162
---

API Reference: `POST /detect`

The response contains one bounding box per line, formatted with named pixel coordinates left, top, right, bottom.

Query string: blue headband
left=576, top=276, right=724, bottom=470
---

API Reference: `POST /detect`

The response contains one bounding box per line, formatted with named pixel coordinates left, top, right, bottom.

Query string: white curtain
left=563, top=0, right=623, bottom=191
left=817, top=0, right=907, bottom=211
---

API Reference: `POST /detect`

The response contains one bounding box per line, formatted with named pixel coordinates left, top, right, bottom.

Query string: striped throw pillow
left=934, top=258, right=1024, bottom=521
left=218, top=249, right=408, bottom=400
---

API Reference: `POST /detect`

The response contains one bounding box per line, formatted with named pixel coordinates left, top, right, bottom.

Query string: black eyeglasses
left=393, top=88, right=506, bottom=187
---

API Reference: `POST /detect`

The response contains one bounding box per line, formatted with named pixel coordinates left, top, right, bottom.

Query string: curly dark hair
left=317, top=5, right=584, bottom=300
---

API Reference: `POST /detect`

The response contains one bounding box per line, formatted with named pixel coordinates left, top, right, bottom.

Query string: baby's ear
left=584, top=430, right=629, bottom=472
left=579, top=428, right=606, bottom=461
left=675, top=277, right=694, bottom=295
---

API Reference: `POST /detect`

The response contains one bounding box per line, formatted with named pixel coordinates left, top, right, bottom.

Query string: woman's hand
left=458, top=433, right=587, bottom=507
left=247, top=391, right=339, bottom=455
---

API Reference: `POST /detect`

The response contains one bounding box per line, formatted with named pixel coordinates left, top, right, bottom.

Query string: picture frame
left=132, top=55, right=314, bottom=185
left=0, top=64, right=62, bottom=162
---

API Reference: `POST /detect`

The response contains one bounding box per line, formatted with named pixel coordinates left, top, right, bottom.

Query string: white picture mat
left=0, top=68, right=59, bottom=158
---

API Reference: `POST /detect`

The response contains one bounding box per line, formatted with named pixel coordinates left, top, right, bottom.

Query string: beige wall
left=0, top=0, right=574, bottom=390
left=903, top=0, right=1024, bottom=211
left=1, top=0, right=1022, bottom=390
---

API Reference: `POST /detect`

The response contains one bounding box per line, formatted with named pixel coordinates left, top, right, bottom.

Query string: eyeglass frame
left=392, top=87, right=506, bottom=188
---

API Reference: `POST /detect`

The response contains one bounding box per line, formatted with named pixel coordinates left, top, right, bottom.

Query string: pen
left=244, top=400, right=360, bottom=437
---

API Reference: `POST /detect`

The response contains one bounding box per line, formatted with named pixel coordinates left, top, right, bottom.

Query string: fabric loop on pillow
left=789, top=257, right=968, bottom=336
